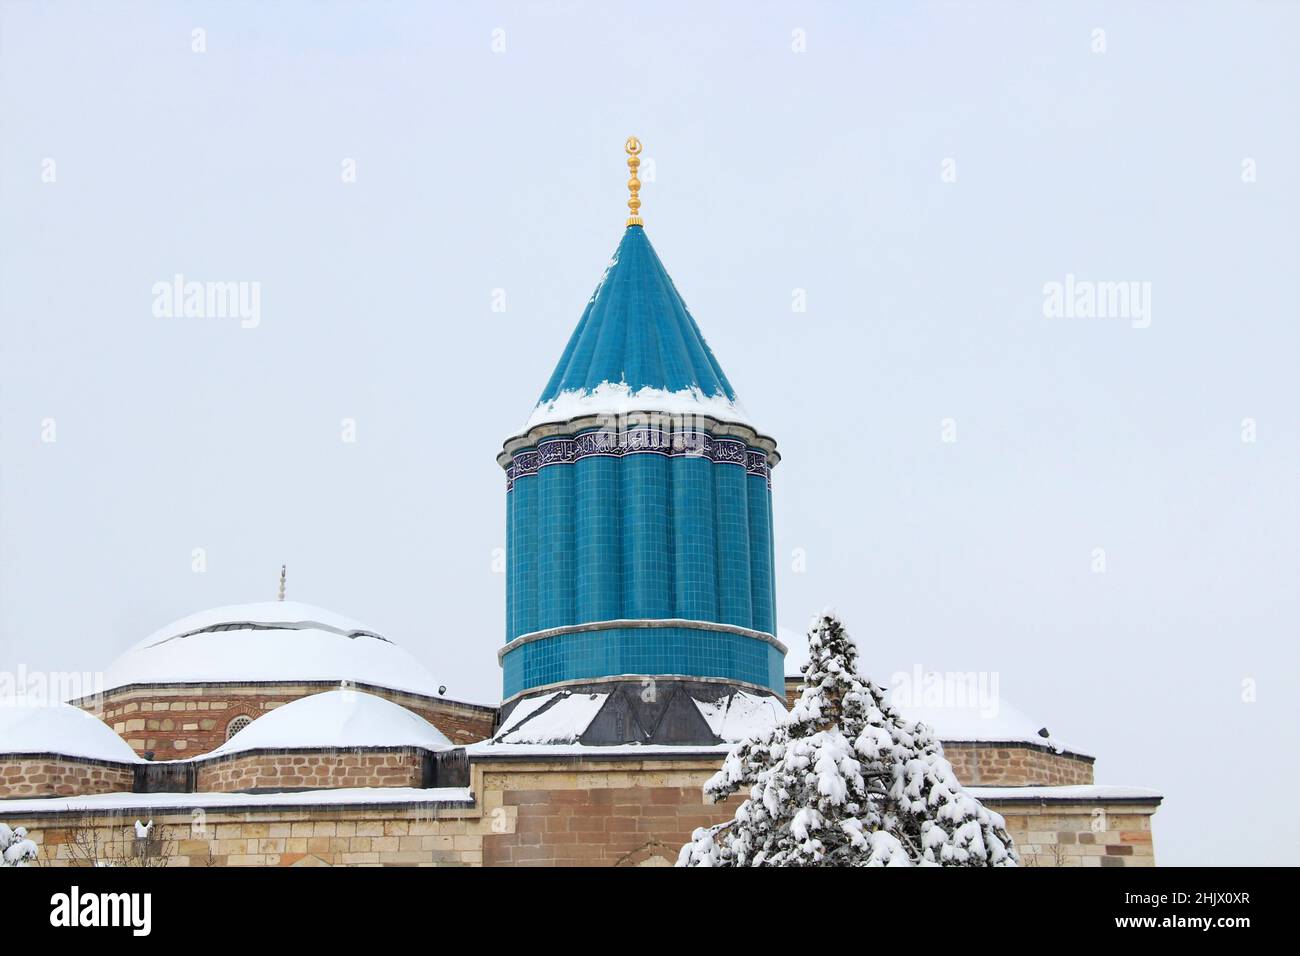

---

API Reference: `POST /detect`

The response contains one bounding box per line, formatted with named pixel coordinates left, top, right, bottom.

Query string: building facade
left=0, top=140, right=1161, bottom=866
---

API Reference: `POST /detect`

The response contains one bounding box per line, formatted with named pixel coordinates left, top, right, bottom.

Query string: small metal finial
left=277, top=564, right=286, bottom=602
left=624, top=136, right=643, bottom=227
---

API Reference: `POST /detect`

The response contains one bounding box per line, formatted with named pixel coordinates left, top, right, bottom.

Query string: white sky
left=2, top=2, right=1296, bottom=865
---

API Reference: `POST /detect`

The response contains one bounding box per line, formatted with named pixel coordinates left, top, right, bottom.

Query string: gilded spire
left=625, top=136, right=643, bottom=227
left=277, top=564, right=286, bottom=602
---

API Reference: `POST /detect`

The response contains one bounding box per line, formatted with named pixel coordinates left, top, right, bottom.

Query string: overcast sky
left=2, top=2, right=1296, bottom=865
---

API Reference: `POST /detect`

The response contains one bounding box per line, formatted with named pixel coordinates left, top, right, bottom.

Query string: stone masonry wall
left=943, top=743, right=1094, bottom=786
left=9, top=801, right=498, bottom=867
left=999, top=801, right=1156, bottom=867
left=0, top=756, right=1157, bottom=867
left=81, top=684, right=497, bottom=757
left=479, top=763, right=742, bottom=866
left=0, top=757, right=136, bottom=799
left=473, top=761, right=1150, bottom=867
left=194, top=749, right=425, bottom=793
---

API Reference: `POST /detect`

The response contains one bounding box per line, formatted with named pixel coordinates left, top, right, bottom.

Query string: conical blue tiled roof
left=501, top=218, right=782, bottom=701
left=533, top=226, right=741, bottom=418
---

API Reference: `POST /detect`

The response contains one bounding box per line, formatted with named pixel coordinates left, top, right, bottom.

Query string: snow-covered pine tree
left=0, top=822, right=38, bottom=867
left=679, top=611, right=1018, bottom=867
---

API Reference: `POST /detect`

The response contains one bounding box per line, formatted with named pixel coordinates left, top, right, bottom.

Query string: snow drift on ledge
left=523, top=381, right=752, bottom=432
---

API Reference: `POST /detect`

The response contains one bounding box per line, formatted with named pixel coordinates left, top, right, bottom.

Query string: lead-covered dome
left=102, top=601, right=444, bottom=699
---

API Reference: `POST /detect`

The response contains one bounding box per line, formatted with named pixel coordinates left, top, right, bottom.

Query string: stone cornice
left=68, top=681, right=496, bottom=716
left=497, top=618, right=787, bottom=666
left=942, top=739, right=1096, bottom=764
left=498, top=411, right=780, bottom=471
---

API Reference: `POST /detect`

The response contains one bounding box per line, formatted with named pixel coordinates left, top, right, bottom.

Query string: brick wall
left=194, top=749, right=425, bottom=792
left=0, top=756, right=136, bottom=799
left=404, top=699, right=497, bottom=746
left=943, top=743, right=1094, bottom=786
left=80, top=684, right=497, bottom=757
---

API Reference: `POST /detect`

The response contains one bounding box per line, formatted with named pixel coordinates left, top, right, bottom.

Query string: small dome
left=892, top=698, right=1081, bottom=754
left=0, top=700, right=142, bottom=763
left=780, top=624, right=1085, bottom=754
left=207, top=690, right=452, bottom=756
left=102, top=601, right=444, bottom=698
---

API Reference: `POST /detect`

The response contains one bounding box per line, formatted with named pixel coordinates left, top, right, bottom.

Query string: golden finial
left=277, top=564, right=286, bottom=602
left=625, top=136, right=643, bottom=227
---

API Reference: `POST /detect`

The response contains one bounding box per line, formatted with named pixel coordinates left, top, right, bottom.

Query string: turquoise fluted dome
left=538, top=225, right=738, bottom=407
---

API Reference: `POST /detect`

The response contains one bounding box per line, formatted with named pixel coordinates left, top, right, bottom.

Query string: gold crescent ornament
left=625, top=136, right=644, bottom=226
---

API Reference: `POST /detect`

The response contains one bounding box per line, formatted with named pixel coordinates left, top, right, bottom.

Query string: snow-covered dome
left=206, top=690, right=452, bottom=757
left=102, top=601, right=444, bottom=699
left=779, top=623, right=1084, bottom=754
left=0, top=700, right=143, bottom=763
left=892, top=698, right=1077, bottom=752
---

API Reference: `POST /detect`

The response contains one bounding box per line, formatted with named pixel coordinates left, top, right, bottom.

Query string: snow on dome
left=780, top=623, right=1086, bottom=755
left=525, top=382, right=752, bottom=431
left=136, top=600, right=381, bottom=645
left=206, top=690, right=452, bottom=757
left=101, top=601, right=445, bottom=699
left=895, top=698, right=1079, bottom=754
left=0, top=700, right=143, bottom=763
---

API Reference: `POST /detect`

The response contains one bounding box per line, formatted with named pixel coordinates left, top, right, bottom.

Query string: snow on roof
left=0, top=700, right=143, bottom=763
left=0, top=782, right=1160, bottom=819
left=204, top=690, right=451, bottom=757
left=492, top=692, right=608, bottom=745
left=134, top=601, right=380, bottom=646
left=489, top=688, right=789, bottom=749
left=100, top=601, right=445, bottom=699
left=0, top=786, right=474, bottom=817
left=780, top=623, right=1086, bottom=755
left=495, top=692, right=561, bottom=737
left=466, top=741, right=733, bottom=758
left=895, top=700, right=1077, bottom=753
left=525, top=382, right=751, bottom=431
left=694, top=691, right=786, bottom=743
